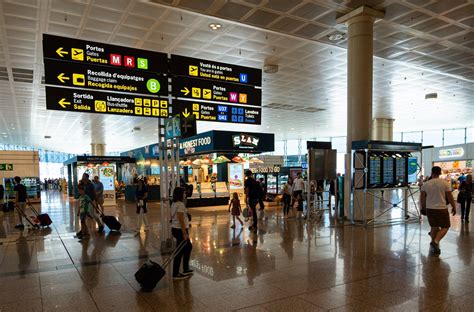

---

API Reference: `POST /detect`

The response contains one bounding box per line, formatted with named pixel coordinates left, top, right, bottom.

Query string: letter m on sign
left=110, top=54, right=122, bottom=66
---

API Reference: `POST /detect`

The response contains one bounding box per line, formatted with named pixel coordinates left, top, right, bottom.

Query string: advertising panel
left=99, top=166, right=116, bottom=206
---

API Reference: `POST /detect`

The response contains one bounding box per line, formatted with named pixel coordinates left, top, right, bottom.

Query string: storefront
left=64, top=156, right=135, bottom=204
left=423, top=143, right=474, bottom=188
left=179, top=130, right=274, bottom=207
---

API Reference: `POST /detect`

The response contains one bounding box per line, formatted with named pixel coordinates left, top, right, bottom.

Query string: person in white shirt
left=420, top=166, right=456, bottom=255
left=291, top=173, right=305, bottom=217
left=170, top=187, right=193, bottom=280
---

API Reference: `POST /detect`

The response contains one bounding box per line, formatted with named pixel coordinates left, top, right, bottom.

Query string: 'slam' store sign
left=439, top=147, right=464, bottom=158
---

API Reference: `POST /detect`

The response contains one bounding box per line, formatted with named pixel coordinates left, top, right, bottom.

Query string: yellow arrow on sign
left=56, top=47, right=68, bottom=58
left=182, top=108, right=190, bottom=118
left=58, top=98, right=71, bottom=108
left=181, top=87, right=190, bottom=96
left=57, top=73, right=70, bottom=83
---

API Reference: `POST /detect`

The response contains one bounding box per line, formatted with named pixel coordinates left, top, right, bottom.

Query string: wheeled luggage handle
left=162, top=240, right=187, bottom=268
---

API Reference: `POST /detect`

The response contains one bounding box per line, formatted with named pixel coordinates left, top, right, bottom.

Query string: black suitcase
left=3, top=201, right=14, bottom=212
left=102, top=215, right=121, bottom=231
left=29, top=205, right=52, bottom=227
left=135, top=241, right=187, bottom=291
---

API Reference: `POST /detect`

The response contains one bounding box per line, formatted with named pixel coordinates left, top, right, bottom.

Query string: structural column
left=91, top=143, right=106, bottom=156
left=337, top=7, right=384, bottom=221
left=372, top=118, right=394, bottom=141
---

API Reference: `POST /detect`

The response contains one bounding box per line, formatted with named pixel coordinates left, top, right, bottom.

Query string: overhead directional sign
left=43, top=34, right=168, bottom=73
left=44, top=59, right=167, bottom=96
left=173, top=101, right=261, bottom=125
left=0, top=164, right=13, bottom=171
left=172, top=76, right=261, bottom=106
left=45, top=86, right=169, bottom=118
left=170, top=55, right=262, bottom=87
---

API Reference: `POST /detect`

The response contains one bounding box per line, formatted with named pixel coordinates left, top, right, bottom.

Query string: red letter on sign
left=110, top=54, right=122, bottom=66
left=124, top=56, right=135, bottom=67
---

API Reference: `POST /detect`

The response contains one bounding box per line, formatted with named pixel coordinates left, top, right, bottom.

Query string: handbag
left=242, top=207, right=250, bottom=218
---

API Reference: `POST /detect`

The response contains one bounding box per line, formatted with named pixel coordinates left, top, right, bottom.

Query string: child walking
left=77, top=185, right=96, bottom=240
left=228, top=192, right=244, bottom=229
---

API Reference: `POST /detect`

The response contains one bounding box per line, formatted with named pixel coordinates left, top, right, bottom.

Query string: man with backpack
left=245, top=170, right=260, bottom=232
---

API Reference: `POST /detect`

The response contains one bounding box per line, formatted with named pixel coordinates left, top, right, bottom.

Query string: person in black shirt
left=78, top=173, right=104, bottom=233
left=245, top=170, right=259, bottom=231
left=135, top=178, right=149, bottom=231
left=14, top=176, right=28, bottom=229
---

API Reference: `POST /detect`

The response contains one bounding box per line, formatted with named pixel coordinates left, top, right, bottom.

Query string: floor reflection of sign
left=46, top=86, right=169, bottom=118
left=173, top=101, right=261, bottom=125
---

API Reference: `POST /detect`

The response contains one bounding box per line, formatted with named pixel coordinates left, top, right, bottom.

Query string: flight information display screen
left=383, top=157, right=394, bottom=185
left=369, top=156, right=381, bottom=186
left=395, top=157, right=406, bottom=185
left=408, top=157, right=418, bottom=183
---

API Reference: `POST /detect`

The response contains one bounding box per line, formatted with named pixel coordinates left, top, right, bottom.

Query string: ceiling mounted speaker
left=263, top=64, right=278, bottom=74
left=425, top=93, right=437, bottom=100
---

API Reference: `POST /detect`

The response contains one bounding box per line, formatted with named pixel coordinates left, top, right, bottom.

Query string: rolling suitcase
left=135, top=241, right=187, bottom=291
left=101, top=215, right=121, bottom=231
left=29, top=205, right=52, bottom=227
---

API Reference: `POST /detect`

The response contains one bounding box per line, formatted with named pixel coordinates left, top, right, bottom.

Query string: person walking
left=135, top=178, right=149, bottom=232
left=14, top=176, right=28, bottom=229
left=228, top=192, right=244, bottom=228
left=420, top=166, right=456, bottom=255
left=76, top=185, right=96, bottom=240
left=93, top=176, right=105, bottom=213
left=245, top=170, right=260, bottom=232
left=170, top=186, right=193, bottom=280
left=291, top=173, right=305, bottom=210
left=78, top=173, right=104, bottom=233
left=458, top=174, right=472, bottom=223
left=282, top=177, right=293, bottom=218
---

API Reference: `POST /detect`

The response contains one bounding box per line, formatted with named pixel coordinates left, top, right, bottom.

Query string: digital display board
left=382, top=157, right=394, bottom=185
left=395, top=157, right=406, bottom=185
left=369, top=156, right=381, bottom=186
left=408, top=157, right=418, bottom=183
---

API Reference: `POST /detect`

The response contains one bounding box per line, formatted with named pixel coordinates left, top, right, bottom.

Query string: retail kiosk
left=179, top=130, right=274, bottom=207
left=63, top=156, right=135, bottom=205
left=423, top=143, right=474, bottom=188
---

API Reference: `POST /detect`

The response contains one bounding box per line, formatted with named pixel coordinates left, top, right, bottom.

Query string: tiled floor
left=0, top=191, right=472, bottom=311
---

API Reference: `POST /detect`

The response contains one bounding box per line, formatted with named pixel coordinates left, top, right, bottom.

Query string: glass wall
left=422, top=130, right=443, bottom=147
left=402, top=131, right=422, bottom=143
left=443, top=129, right=466, bottom=146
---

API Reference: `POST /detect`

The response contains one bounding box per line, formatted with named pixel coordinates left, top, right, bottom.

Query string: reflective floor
left=0, top=191, right=472, bottom=311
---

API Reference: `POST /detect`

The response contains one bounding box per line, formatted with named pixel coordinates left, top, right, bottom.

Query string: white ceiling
left=0, top=0, right=472, bottom=154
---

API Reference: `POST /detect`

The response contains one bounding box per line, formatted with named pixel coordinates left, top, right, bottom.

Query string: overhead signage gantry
left=43, top=34, right=263, bottom=125
left=43, top=34, right=169, bottom=118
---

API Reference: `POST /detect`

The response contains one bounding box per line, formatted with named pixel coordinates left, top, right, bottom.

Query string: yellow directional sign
left=180, top=87, right=190, bottom=96
left=56, top=47, right=68, bottom=58
left=58, top=98, right=71, bottom=108
left=71, top=48, right=84, bottom=61
left=57, top=73, right=70, bottom=83
left=182, top=108, right=190, bottom=118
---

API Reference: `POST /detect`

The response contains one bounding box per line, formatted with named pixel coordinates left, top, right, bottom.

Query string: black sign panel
left=170, top=55, right=262, bottom=87
left=43, top=34, right=168, bottom=73
left=172, top=101, right=261, bottom=125
left=172, top=76, right=261, bottom=106
left=44, top=59, right=167, bottom=96
left=45, top=86, right=169, bottom=118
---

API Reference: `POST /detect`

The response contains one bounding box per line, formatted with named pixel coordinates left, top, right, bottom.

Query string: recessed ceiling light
left=290, top=128, right=295, bottom=130
left=1, top=133, right=6, bottom=135
left=209, top=23, right=222, bottom=30
left=328, top=33, right=345, bottom=41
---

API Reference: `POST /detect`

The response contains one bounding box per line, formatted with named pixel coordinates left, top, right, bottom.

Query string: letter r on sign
left=124, top=56, right=135, bottom=67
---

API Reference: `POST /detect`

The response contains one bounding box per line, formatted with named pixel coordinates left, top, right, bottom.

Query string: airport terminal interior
left=0, top=0, right=473, bottom=311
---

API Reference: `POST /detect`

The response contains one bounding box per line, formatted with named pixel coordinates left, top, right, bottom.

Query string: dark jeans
left=460, top=197, right=471, bottom=221
left=249, top=198, right=258, bottom=228
left=283, top=194, right=291, bottom=215
left=171, top=228, right=193, bottom=276
left=258, top=196, right=265, bottom=210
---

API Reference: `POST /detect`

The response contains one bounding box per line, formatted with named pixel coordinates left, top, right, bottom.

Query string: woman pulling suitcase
left=170, top=186, right=193, bottom=280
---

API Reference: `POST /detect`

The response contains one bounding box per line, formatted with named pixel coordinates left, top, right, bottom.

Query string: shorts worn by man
left=420, top=166, right=456, bottom=255
left=14, top=176, right=28, bottom=229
